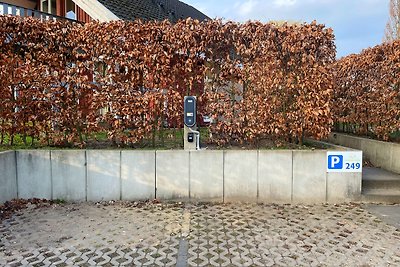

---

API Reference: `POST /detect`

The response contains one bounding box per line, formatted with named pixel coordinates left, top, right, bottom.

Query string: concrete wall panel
left=156, top=151, right=189, bottom=200
left=360, top=139, right=377, bottom=166
left=375, top=142, right=392, bottom=170
left=87, top=150, right=121, bottom=202
left=224, top=151, right=258, bottom=202
left=329, top=134, right=361, bottom=150
left=327, top=172, right=362, bottom=203
left=293, top=151, right=326, bottom=203
left=0, top=151, right=17, bottom=203
left=121, top=151, right=155, bottom=201
left=17, top=150, right=51, bottom=199
left=51, top=150, right=86, bottom=201
left=190, top=151, right=223, bottom=202
left=391, top=145, right=400, bottom=173
left=258, top=151, right=292, bottom=203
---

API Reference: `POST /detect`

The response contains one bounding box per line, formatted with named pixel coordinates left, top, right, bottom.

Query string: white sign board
left=327, top=151, right=363, bottom=173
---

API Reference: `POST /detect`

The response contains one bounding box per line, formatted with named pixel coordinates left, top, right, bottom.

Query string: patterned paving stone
left=0, top=202, right=399, bottom=266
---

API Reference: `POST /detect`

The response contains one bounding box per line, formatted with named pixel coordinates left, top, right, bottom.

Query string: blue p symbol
left=328, top=155, right=343, bottom=169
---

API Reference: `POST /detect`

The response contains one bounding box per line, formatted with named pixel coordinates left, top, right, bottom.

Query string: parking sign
left=327, top=151, right=363, bottom=173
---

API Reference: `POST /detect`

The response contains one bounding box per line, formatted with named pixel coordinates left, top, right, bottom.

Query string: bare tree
left=384, top=0, right=400, bottom=42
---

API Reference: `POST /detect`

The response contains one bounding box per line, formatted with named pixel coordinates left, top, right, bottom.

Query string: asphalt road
left=365, top=204, right=400, bottom=229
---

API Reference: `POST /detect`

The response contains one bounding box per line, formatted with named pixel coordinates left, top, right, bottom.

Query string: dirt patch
left=0, top=198, right=56, bottom=222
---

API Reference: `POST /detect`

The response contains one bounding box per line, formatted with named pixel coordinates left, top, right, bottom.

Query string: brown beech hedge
left=333, top=41, right=400, bottom=141
left=0, top=16, right=335, bottom=147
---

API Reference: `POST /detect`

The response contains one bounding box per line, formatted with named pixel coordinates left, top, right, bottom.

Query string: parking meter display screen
left=184, top=96, right=196, bottom=127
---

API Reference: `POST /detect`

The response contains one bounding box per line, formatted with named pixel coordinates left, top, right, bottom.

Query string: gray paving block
left=121, top=151, right=155, bottom=201
left=258, top=150, right=292, bottom=203
left=156, top=151, right=189, bottom=200
left=51, top=150, right=86, bottom=202
left=224, top=150, right=258, bottom=202
left=87, top=150, right=121, bottom=201
left=0, top=151, right=17, bottom=203
left=190, top=150, right=223, bottom=202
left=293, top=151, right=326, bottom=203
left=17, top=150, right=52, bottom=199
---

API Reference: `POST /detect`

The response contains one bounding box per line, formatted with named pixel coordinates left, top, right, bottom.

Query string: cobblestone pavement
left=0, top=202, right=399, bottom=266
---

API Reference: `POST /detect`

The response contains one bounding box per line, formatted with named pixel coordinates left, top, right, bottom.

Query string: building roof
left=97, top=0, right=209, bottom=22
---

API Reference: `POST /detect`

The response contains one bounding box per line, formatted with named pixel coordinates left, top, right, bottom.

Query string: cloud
left=235, top=0, right=259, bottom=16
left=273, top=0, right=297, bottom=7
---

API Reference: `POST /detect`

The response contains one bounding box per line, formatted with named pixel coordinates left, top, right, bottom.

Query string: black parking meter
left=184, top=96, right=196, bottom=127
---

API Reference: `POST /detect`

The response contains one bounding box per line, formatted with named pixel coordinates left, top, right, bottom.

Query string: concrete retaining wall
left=293, top=151, right=327, bottom=203
left=328, top=133, right=400, bottom=174
left=190, top=151, right=223, bottom=202
left=224, top=151, right=258, bottom=202
left=156, top=151, right=189, bottom=200
left=51, top=150, right=86, bottom=201
left=258, top=151, right=292, bottom=203
left=87, top=150, right=121, bottom=201
left=121, top=151, right=155, bottom=201
left=17, top=151, right=51, bottom=199
left=0, top=151, right=17, bottom=204
left=0, top=149, right=362, bottom=204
